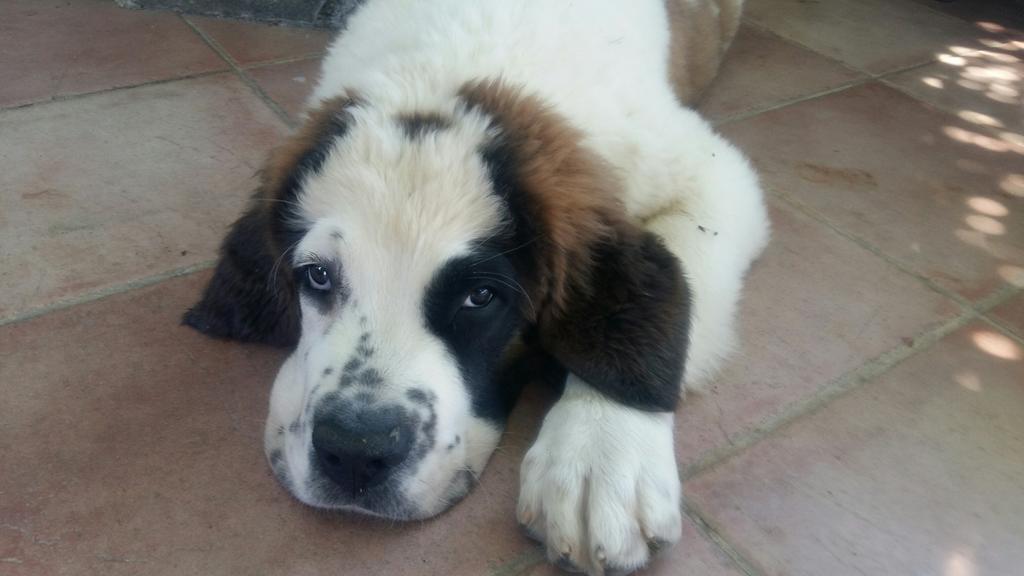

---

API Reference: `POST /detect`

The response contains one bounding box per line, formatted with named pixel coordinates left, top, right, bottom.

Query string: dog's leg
left=518, top=375, right=681, bottom=575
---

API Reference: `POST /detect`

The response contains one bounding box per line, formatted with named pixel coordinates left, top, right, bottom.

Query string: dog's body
left=186, top=1, right=768, bottom=573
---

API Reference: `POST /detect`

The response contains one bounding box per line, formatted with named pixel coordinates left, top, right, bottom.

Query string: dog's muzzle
left=312, top=402, right=414, bottom=497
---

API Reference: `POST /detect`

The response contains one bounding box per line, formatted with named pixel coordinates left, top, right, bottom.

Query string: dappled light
left=1000, top=173, right=1024, bottom=196
left=977, top=21, right=1009, bottom=34
left=998, top=264, right=1024, bottom=286
left=971, top=330, right=1022, bottom=361
left=999, top=130, right=1024, bottom=153
left=965, top=214, right=1007, bottom=235
left=954, top=228, right=990, bottom=249
left=954, top=371, right=983, bottom=392
left=938, top=53, right=968, bottom=67
left=924, top=21, right=1022, bottom=129
left=945, top=550, right=977, bottom=576
left=943, top=125, right=1016, bottom=152
left=966, top=196, right=1010, bottom=216
left=958, top=109, right=1004, bottom=128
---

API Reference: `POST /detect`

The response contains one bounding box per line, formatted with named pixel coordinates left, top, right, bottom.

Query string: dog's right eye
left=305, top=265, right=332, bottom=291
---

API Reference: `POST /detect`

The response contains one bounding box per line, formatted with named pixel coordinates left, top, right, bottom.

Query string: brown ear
left=460, top=80, right=691, bottom=411
left=183, top=95, right=360, bottom=347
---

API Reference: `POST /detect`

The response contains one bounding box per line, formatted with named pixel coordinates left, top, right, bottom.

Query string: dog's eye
left=462, top=287, right=494, bottom=309
left=305, top=265, right=332, bottom=291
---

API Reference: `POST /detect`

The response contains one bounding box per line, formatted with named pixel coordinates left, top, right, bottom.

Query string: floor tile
left=910, top=0, right=1024, bottom=32
left=718, top=81, right=1024, bottom=301
left=675, top=200, right=959, bottom=470
left=699, top=25, right=865, bottom=122
left=745, top=0, right=985, bottom=74
left=885, top=28, right=1023, bottom=132
left=248, top=58, right=323, bottom=121
left=0, top=74, right=288, bottom=321
left=0, top=0, right=226, bottom=108
left=522, top=516, right=744, bottom=576
left=989, top=292, right=1024, bottom=337
left=187, top=16, right=331, bottom=66
left=686, top=321, right=1024, bottom=576
left=0, top=272, right=544, bottom=576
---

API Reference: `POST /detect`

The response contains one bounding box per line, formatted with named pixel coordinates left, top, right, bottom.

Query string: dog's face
left=185, top=81, right=690, bottom=521
left=263, top=104, right=529, bottom=518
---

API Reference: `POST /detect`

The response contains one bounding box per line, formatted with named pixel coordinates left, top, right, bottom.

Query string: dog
left=184, top=0, right=768, bottom=573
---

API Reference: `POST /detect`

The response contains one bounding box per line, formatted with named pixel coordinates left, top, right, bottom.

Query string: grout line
left=180, top=15, right=298, bottom=129
left=871, top=59, right=935, bottom=80
left=682, top=303, right=976, bottom=480
left=739, top=17, right=940, bottom=81
left=241, top=53, right=326, bottom=71
left=0, top=260, right=215, bottom=329
left=713, top=77, right=871, bottom=127
left=685, top=502, right=765, bottom=576
left=980, top=311, right=1024, bottom=346
left=712, top=56, right=936, bottom=127
left=0, top=69, right=230, bottom=114
left=477, top=290, right=1024, bottom=576
left=738, top=17, right=868, bottom=78
left=770, top=189, right=973, bottom=309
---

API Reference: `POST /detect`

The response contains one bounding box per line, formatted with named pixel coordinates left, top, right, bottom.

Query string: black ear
left=183, top=203, right=300, bottom=347
left=538, top=227, right=691, bottom=412
left=182, top=94, right=362, bottom=347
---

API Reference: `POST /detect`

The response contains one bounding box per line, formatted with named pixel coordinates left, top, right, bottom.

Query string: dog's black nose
left=312, top=406, right=414, bottom=495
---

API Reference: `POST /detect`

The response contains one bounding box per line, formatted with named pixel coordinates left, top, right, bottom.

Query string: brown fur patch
left=259, top=94, right=363, bottom=245
left=665, top=0, right=743, bottom=104
left=458, top=80, right=691, bottom=410
left=459, top=79, right=627, bottom=318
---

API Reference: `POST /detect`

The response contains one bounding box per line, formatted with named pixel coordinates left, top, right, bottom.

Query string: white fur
left=272, top=0, right=770, bottom=570
left=519, top=376, right=682, bottom=573
left=264, top=106, right=509, bottom=519
left=311, top=0, right=770, bottom=386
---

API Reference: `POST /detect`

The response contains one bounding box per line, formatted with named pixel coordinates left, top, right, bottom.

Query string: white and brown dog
left=185, top=0, right=768, bottom=573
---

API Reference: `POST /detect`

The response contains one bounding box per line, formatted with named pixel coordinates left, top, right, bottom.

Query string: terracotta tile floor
left=1, top=1, right=1021, bottom=575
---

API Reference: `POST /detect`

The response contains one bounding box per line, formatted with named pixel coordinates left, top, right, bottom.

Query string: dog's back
left=312, top=0, right=740, bottom=117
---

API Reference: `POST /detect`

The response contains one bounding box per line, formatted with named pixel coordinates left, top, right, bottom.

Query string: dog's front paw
left=517, top=377, right=682, bottom=575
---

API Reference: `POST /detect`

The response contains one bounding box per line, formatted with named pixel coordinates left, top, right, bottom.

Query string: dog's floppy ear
left=460, top=80, right=691, bottom=412
left=538, top=224, right=691, bottom=412
left=183, top=95, right=361, bottom=347
left=183, top=200, right=299, bottom=347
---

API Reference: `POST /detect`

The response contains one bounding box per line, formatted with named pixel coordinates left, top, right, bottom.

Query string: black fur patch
left=422, top=251, right=526, bottom=421
left=181, top=208, right=300, bottom=346
left=398, top=112, right=451, bottom=139
left=406, top=389, right=438, bottom=461
left=359, top=368, right=384, bottom=386
left=540, top=231, right=691, bottom=411
left=473, top=117, right=690, bottom=412
left=343, top=357, right=364, bottom=373
left=183, top=99, right=360, bottom=346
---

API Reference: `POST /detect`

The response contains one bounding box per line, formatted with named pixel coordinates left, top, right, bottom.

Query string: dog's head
left=185, top=81, right=690, bottom=519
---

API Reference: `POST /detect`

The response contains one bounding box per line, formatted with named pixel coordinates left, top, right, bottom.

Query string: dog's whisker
left=466, top=272, right=537, bottom=316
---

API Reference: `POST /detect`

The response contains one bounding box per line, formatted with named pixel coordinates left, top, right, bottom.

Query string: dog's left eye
left=305, top=265, right=332, bottom=291
left=461, top=287, right=494, bottom=309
